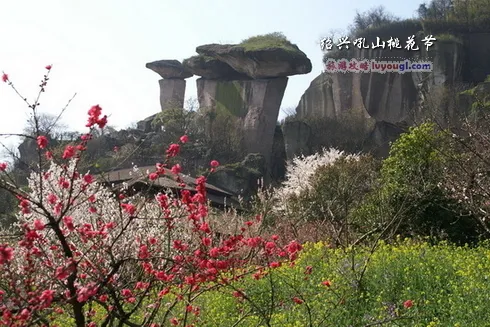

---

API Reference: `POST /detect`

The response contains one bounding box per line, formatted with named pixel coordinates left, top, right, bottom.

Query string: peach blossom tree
left=0, top=66, right=302, bottom=327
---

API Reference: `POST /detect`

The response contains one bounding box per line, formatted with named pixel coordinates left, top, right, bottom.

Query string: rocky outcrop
left=206, top=153, right=266, bottom=199
left=146, top=60, right=193, bottom=79
left=136, top=113, right=158, bottom=133
left=182, top=55, right=250, bottom=80
left=293, top=33, right=490, bottom=156
left=196, top=43, right=311, bottom=79
left=140, top=35, right=310, bottom=189
left=186, top=35, right=311, bottom=172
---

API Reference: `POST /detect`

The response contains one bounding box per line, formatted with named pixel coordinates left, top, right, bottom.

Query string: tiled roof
left=97, top=165, right=233, bottom=195
left=96, top=165, right=241, bottom=208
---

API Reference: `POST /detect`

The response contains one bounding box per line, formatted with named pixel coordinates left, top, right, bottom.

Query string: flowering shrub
left=273, top=148, right=359, bottom=212
left=269, top=149, right=372, bottom=244
left=0, top=67, right=302, bottom=327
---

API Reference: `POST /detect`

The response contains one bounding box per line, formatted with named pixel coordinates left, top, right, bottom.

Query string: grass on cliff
left=239, top=32, right=299, bottom=53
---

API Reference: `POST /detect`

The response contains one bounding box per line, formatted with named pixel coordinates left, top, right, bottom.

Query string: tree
left=417, top=0, right=454, bottom=20
left=23, top=112, right=69, bottom=139
left=442, top=87, right=490, bottom=235
left=349, top=6, right=399, bottom=35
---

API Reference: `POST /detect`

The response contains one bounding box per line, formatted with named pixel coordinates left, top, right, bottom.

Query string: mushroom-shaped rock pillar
left=146, top=59, right=193, bottom=111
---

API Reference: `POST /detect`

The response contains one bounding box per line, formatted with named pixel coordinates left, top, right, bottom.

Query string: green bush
left=375, top=122, right=481, bottom=244
left=356, top=19, right=423, bottom=43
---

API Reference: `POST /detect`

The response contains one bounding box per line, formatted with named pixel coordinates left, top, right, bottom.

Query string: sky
left=0, top=0, right=424, bottom=151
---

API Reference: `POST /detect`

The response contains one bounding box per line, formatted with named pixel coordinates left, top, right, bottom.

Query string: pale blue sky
left=0, top=0, right=423, bottom=148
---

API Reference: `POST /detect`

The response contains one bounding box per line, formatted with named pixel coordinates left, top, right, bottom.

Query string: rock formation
left=184, top=36, right=311, bottom=173
left=206, top=153, right=267, bottom=200
left=182, top=55, right=250, bottom=80
left=146, top=60, right=193, bottom=111
left=292, top=32, right=490, bottom=157
left=195, top=43, right=311, bottom=79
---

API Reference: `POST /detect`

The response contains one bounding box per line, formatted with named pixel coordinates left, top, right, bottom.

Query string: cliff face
left=293, top=33, right=490, bottom=157
left=196, top=77, right=288, bottom=166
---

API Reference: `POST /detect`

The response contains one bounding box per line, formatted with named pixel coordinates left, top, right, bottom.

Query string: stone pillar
left=196, top=77, right=288, bottom=166
left=146, top=59, right=193, bottom=111
left=159, top=79, right=186, bottom=110
left=242, top=77, right=288, bottom=160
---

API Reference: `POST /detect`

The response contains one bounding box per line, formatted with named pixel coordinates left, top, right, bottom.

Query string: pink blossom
left=83, top=174, right=94, bottom=184
left=166, top=143, right=180, bottom=157
left=0, top=244, right=14, bottom=264
left=37, top=135, right=48, bottom=149
left=39, top=289, right=55, bottom=306
left=179, top=135, right=189, bottom=143
left=63, top=216, right=75, bottom=231
left=121, top=203, right=136, bottom=216
left=33, top=219, right=45, bottom=231
left=62, top=145, right=76, bottom=159
left=171, top=164, right=181, bottom=174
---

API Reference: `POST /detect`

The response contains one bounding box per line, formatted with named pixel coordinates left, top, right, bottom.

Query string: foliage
left=195, top=106, right=247, bottom=165
left=28, top=239, right=490, bottom=326
left=349, top=5, right=401, bottom=36
left=269, top=149, right=387, bottom=246
left=419, top=0, right=490, bottom=33
left=376, top=122, right=481, bottom=244
left=151, top=100, right=200, bottom=141
left=434, top=33, right=463, bottom=43
left=273, top=148, right=358, bottom=204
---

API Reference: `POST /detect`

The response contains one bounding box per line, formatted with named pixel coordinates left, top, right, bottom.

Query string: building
left=96, top=165, right=241, bottom=210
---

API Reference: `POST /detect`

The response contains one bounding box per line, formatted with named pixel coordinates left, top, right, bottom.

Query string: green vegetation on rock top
left=238, top=32, right=300, bottom=53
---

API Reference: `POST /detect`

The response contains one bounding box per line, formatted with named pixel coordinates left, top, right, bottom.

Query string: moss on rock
left=215, top=81, right=246, bottom=118
left=238, top=32, right=300, bottom=53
